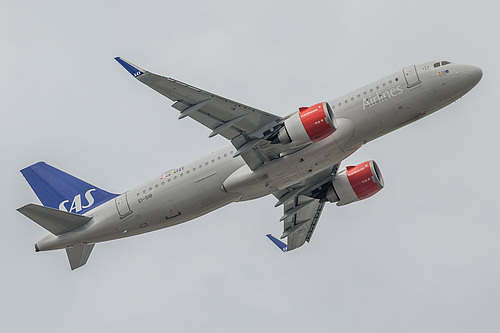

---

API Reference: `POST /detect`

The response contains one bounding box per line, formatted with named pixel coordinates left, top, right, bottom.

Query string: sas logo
left=59, top=189, right=96, bottom=213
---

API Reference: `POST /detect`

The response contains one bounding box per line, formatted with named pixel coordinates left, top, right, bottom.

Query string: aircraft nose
left=452, top=64, right=482, bottom=94
left=468, top=65, right=483, bottom=86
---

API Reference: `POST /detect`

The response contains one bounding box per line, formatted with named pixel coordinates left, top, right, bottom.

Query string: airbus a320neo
left=17, top=58, right=482, bottom=269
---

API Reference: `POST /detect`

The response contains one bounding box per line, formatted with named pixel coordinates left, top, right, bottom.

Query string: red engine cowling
left=325, top=160, right=384, bottom=206
left=273, top=102, right=336, bottom=146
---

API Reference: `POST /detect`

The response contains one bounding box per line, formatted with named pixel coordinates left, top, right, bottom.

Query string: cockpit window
left=434, top=62, right=441, bottom=68
left=441, top=61, right=451, bottom=66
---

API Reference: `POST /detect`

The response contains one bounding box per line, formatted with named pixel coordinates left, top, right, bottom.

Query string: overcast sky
left=2, top=1, right=499, bottom=332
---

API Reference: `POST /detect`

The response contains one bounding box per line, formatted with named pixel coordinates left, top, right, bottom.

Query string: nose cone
left=463, top=65, right=483, bottom=87
left=452, top=64, right=482, bottom=95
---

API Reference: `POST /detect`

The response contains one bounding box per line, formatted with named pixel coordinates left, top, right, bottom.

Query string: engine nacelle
left=325, top=160, right=384, bottom=206
left=272, top=102, right=336, bottom=146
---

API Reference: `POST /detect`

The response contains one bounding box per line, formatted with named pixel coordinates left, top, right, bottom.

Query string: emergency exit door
left=115, top=193, right=132, bottom=218
left=403, top=65, right=421, bottom=87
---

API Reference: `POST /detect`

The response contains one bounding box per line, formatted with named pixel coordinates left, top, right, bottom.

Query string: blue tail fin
left=21, top=162, right=118, bottom=215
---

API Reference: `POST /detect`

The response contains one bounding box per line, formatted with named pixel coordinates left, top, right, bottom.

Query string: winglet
left=266, top=234, right=287, bottom=252
left=114, top=57, right=144, bottom=78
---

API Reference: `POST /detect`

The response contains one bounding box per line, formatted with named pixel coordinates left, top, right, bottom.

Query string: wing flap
left=283, top=196, right=325, bottom=251
left=267, top=165, right=340, bottom=252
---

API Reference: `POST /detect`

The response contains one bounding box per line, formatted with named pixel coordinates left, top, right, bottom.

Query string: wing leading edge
left=115, top=57, right=292, bottom=170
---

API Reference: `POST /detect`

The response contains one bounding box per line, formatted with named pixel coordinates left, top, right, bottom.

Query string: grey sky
left=2, top=0, right=499, bottom=332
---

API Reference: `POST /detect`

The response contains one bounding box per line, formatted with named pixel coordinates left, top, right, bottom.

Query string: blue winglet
left=114, top=57, right=144, bottom=78
left=266, top=234, right=287, bottom=252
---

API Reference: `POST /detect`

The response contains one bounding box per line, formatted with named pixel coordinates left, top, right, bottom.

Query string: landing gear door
left=403, top=65, right=421, bottom=88
left=115, top=193, right=132, bottom=218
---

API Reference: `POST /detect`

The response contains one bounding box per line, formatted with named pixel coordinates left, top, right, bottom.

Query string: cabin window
left=441, top=61, right=451, bottom=66
left=434, top=62, right=441, bottom=68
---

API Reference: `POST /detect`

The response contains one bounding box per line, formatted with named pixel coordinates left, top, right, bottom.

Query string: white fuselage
left=36, top=61, right=482, bottom=251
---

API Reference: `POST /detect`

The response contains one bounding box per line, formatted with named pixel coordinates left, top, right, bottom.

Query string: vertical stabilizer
left=20, top=162, right=117, bottom=214
left=66, top=244, right=95, bottom=270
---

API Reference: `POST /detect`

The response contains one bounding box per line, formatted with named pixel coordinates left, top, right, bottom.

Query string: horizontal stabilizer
left=17, top=204, right=92, bottom=235
left=66, top=244, right=95, bottom=270
left=266, top=234, right=287, bottom=252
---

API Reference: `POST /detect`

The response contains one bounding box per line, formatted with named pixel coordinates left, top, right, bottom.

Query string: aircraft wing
left=277, top=196, right=326, bottom=251
left=115, top=57, right=291, bottom=170
left=267, top=165, right=339, bottom=251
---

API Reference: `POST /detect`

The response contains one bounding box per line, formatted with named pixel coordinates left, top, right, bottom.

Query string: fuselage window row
left=332, top=77, right=399, bottom=109
left=136, top=153, right=234, bottom=196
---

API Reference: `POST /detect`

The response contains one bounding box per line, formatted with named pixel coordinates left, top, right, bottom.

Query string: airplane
left=17, top=58, right=482, bottom=270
